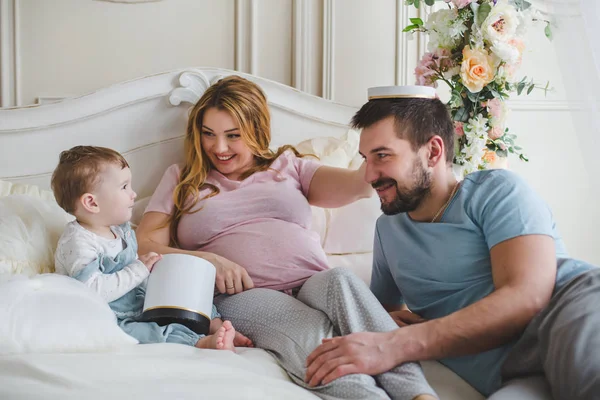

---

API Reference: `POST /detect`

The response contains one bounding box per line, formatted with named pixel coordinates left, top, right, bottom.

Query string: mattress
left=0, top=344, right=484, bottom=400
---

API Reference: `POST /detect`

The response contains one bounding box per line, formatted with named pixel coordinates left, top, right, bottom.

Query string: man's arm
left=394, top=234, right=556, bottom=360
left=305, top=234, right=556, bottom=386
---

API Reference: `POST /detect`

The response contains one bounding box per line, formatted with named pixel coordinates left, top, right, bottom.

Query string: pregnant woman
left=136, top=75, right=437, bottom=400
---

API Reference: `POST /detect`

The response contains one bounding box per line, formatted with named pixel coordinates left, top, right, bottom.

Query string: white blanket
left=0, top=344, right=483, bottom=400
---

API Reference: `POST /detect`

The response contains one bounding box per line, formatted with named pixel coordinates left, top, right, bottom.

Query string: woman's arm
left=307, top=162, right=373, bottom=208
left=136, top=212, right=254, bottom=294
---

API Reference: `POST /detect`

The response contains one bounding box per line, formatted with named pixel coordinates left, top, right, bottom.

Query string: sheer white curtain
left=545, top=0, right=599, bottom=192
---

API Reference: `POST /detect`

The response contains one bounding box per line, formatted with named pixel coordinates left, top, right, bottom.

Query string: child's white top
left=54, top=220, right=149, bottom=302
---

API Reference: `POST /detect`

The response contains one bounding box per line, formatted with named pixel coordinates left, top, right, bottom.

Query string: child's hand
left=139, top=252, right=162, bottom=272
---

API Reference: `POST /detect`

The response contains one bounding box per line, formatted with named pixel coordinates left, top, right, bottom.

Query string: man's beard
left=372, top=159, right=432, bottom=216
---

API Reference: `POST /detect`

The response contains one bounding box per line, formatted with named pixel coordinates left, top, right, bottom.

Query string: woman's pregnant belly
left=199, top=219, right=330, bottom=290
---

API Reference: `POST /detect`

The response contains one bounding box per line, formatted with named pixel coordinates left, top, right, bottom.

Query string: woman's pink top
left=145, top=151, right=329, bottom=291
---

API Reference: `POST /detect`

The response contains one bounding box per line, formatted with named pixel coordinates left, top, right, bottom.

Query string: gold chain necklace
left=431, top=180, right=460, bottom=223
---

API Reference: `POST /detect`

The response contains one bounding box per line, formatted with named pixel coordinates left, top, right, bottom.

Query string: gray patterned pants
left=214, top=267, right=436, bottom=400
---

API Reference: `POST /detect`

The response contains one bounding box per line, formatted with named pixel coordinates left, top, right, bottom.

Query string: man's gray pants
left=493, top=268, right=600, bottom=400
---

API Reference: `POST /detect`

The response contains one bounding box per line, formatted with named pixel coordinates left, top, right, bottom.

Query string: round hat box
left=141, top=253, right=216, bottom=336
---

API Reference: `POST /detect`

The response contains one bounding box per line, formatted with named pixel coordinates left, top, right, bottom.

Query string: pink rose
left=484, top=98, right=503, bottom=120
left=508, top=38, right=525, bottom=65
left=451, top=0, right=473, bottom=8
left=488, top=126, right=504, bottom=140
left=483, top=98, right=508, bottom=140
left=454, top=122, right=465, bottom=137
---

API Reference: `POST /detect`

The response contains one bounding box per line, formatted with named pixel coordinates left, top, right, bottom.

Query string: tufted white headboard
left=0, top=68, right=359, bottom=199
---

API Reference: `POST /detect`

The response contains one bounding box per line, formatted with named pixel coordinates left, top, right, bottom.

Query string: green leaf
left=497, top=149, right=508, bottom=158
left=514, top=146, right=523, bottom=151
left=414, top=0, right=420, bottom=8
left=477, top=3, right=492, bottom=26
left=403, top=24, right=418, bottom=32
left=490, top=89, right=503, bottom=99
left=449, top=92, right=464, bottom=108
left=527, top=84, right=535, bottom=95
left=517, top=82, right=526, bottom=95
left=454, top=107, right=470, bottom=122
left=514, top=0, right=532, bottom=11
left=467, top=91, right=479, bottom=103
left=410, top=17, right=424, bottom=26
left=424, top=0, right=435, bottom=6
left=519, top=154, right=530, bottom=162
left=545, top=23, right=553, bottom=40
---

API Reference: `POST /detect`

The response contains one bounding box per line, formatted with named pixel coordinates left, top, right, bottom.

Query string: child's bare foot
left=195, top=320, right=235, bottom=351
left=233, top=331, right=254, bottom=348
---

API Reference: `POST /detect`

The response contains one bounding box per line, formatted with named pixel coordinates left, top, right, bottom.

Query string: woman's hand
left=203, top=252, right=254, bottom=294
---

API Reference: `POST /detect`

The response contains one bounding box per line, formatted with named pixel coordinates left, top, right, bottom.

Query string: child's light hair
left=51, top=146, right=129, bottom=214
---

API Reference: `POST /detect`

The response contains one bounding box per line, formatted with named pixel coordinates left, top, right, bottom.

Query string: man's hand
left=305, top=331, right=398, bottom=387
left=389, top=310, right=426, bottom=327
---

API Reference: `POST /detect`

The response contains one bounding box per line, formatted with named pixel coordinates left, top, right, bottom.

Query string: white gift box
left=141, top=254, right=216, bottom=335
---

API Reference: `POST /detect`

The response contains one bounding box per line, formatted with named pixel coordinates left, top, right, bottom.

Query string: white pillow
left=0, top=274, right=138, bottom=355
left=323, top=195, right=381, bottom=255
left=0, top=191, right=73, bottom=277
left=0, top=180, right=56, bottom=201
left=295, top=130, right=381, bottom=253
left=295, top=129, right=360, bottom=169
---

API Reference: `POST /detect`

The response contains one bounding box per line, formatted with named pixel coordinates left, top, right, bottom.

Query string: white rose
left=481, top=1, right=519, bottom=43
left=490, top=40, right=520, bottom=64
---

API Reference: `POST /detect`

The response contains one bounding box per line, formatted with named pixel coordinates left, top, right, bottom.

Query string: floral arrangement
left=404, top=0, right=551, bottom=174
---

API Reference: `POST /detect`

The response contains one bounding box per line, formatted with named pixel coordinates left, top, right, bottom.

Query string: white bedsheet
left=0, top=344, right=484, bottom=400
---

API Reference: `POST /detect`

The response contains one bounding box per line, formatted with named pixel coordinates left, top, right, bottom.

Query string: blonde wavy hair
left=167, top=75, right=307, bottom=245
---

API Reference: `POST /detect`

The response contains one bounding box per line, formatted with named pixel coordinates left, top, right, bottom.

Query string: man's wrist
left=388, top=324, right=429, bottom=364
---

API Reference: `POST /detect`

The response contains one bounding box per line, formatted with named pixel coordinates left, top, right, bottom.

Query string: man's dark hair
left=351, top=98, right=455, bottom=164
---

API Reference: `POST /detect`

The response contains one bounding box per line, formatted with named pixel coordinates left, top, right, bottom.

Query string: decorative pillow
left=0, top=274, right=138, bottom=354
left=295, top=130, right=382, bottom=259
left=0, top=184, right=73, bottom=277
left=323, top=195, right=381, bottom=255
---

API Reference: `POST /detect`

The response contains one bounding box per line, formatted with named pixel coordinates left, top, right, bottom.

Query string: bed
left=0, top=67, right=489, bottom=400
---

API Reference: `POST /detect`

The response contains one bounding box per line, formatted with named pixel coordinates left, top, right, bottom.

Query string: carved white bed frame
left=0, top=68, right=495, bottom=400
left=0, top=68, right=356, bottom=198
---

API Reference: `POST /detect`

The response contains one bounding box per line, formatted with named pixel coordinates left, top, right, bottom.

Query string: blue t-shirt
left=370, top=169, right=596, bottom=396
